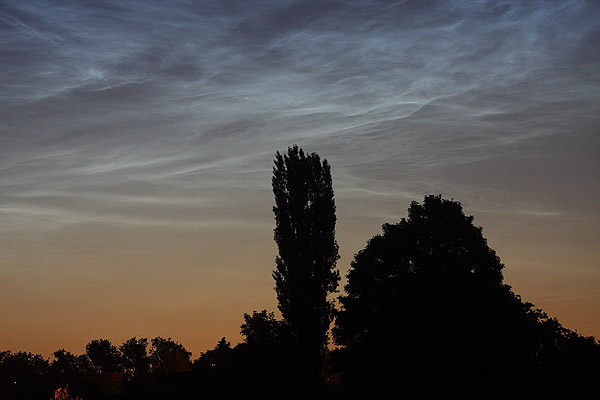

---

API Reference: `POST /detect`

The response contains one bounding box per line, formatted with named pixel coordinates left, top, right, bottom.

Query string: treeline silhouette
left=2, top=146, right=599, bottom=399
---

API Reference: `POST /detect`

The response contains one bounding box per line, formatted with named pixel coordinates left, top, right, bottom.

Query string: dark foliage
left=85, top=339, right=123, bottom=374
left=109, top=336, right=192, bottom=400
left=238, top=311, right=304, bottom=396
left=334, top=195, right=600, bottom=396
left=272, top=145, right=340, bottom=390
left=148, top=336, right=191, bottom=370
left=0, top=351, right=55, bottom=400
left=119, top=337, right=150, bottom=379
left=51, top=349, right=92, bottom=375
left=240, top=310, right=287, bottom=347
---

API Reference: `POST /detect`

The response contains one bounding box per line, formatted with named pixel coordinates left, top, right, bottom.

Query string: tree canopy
left=119, top=337, right=150, bottom=379
left=85, top=339, right=122, bottom=373
left=335, top=195, right=508, bottom=348
left=240, top=310, right=287, bottom=347
left=271, top=145, right=340, bottom=387
left=333, top=195, right=600, bottom=395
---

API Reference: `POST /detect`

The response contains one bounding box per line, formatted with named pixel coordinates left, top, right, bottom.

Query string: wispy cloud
left=2, top=0, right=598, bottom=232
left=1, top=0, right=599, bottom=354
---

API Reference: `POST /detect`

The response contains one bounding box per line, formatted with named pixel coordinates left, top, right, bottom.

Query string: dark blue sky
left=1, top=0, right=599, bottom=357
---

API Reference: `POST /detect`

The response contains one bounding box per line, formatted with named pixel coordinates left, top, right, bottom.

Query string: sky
left=1, top=0, right=599, bottom=359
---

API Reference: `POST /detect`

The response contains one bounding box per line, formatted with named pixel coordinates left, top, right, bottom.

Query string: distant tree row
left=46, top=336, right=190, bottom=377
left=1, top=336, right=193, bottom=399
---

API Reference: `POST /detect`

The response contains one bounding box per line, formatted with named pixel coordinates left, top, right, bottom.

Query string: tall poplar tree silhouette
left=272, top=145, right=340, bottom=388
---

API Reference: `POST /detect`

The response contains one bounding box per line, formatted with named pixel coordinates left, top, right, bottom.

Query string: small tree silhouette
left=51, top=349, right=91, bottom=374
left=240, top=310, right=287, bottom=347
left=119, top=337, right=150, bottom=379
left=85, top=339, right=122, bottom=373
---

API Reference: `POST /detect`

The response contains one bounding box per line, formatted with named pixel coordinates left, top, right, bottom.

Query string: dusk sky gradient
left=2, top=0, right=599, bottom=358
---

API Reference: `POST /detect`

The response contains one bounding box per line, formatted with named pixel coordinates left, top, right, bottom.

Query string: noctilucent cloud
left=2, top=0, right=599, bottom=357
